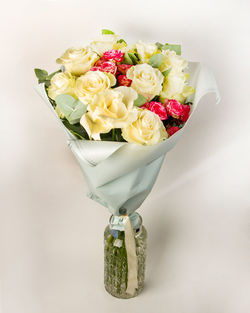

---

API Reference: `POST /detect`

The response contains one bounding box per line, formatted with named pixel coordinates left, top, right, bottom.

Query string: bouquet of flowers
left=35, top=29, right=220, bottom=298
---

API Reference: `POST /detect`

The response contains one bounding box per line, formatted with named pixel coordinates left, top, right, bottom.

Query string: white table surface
left=1, top=0, right=250, bottom=312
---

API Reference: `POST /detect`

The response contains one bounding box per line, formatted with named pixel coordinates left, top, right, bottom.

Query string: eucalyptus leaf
left=162, top=44, right=181, bottom=55
left=149, top=54, right=164, bottom=68
left=134, top=94, right=147, bottom=107
left=55, top=94, right=87, bottom=125
left=162, top=68, right=172, bottom=77
left=102, top=29, right=115, bottom=35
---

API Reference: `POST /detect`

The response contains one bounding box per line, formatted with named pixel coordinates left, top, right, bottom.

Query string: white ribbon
left=123, top=215, right=138, bottom=295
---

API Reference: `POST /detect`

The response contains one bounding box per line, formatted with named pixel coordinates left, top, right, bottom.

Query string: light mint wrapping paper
left=35, top=62, right=220, bottom=217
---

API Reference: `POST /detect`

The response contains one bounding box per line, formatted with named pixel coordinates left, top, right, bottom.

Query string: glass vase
left=104, top=214, right=147, bottom=299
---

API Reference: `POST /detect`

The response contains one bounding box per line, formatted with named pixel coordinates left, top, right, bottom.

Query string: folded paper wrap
left=35, top=62, right=220, bottom=217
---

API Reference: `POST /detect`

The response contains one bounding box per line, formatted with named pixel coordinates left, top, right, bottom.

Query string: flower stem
left=112, top=128, right=116, bottom=141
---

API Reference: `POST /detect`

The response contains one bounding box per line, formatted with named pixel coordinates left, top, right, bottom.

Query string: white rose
left=159, top=49, right=188, bottom=73
left=122, top=108, right=168, bottom=145
left=80, top=87, right=138, bottom=140
left=47, top=71, right=76, bottom=100
left=135, top=40, right=158, bottom=63
left=160, top=72, right=194, bottom=103
left=89, top=34, right=120, bottom=56
left=127, top=64, right=164, bottom=101
left=56, top=47, right=99, bottom=76
left=75, top=71, right=116, bottom=104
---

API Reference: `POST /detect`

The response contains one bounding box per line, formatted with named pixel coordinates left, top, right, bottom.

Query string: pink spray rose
left=90, top=61, right=117, bottom=75
left=117, top=64, right=133, bottom=75
left=180, top=104, right=190, bottom=122
left=165, top=99, right=184, bottom=119
left=103, top=49, right=125, bottom=62
left=167, top=126, right=180, bottom=137
left=100, top=61, right=117, bottom=75
left=142, top=101, right=168, bottom=120
left=117, top=75, right=132, bottom=87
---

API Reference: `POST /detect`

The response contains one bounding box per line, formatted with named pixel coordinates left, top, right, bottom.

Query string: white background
left=1, top=0, right=250, bottom=312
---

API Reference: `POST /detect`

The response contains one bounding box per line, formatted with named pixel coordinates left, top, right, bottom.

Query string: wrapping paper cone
left=35, top=62, right=220, bottom=216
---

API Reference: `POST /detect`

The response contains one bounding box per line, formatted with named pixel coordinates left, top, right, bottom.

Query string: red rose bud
left=142, top=101, right=168, bottom=120
left=167, top=126, right=180, bottom=137
left=103, top=49, right=125, bottom=62
left=117, top=64, right=133, bottom=75
left=117, top=75, right=132, bottom=87
left=100, top=61, right=117, bottom=75
left=165, top=99, right=184, bottom=119
left=180, top=104, right=190, bottom=122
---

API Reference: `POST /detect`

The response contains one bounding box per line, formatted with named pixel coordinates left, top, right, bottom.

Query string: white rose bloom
left=159, top=49, right=188, bottom=73
left=75, top=71, right=116, bottom=104
left=56, top=47, right=99, bottom=76
left=47, top=71, right=76, bottom=100
left=89, top=34, right=120, bottom=56
left=127, top=64, right=164, bottom=101
left=135, top=40, right=158, bottom=63
left=160, top=72, right=194, bottom=103
left=80, top=87, right=138, bottom=140
left=122, top=108, right=168, bottom=145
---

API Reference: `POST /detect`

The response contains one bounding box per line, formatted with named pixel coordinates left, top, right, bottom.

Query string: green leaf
left=47, top=69, right=61, bottom=80
left=122, top=52, right=133, bottom=65
left=162, top=68, right=172, bottom=77
left=117, top=39, right=127, bottom=45
left=102, top=29, right=115, bottom=35
left=149, top=54, right=164, bottom=68
left=134, top=94, right=147, bottom=107
left=122, top=52, right=138, bottom=65
left=62, top=119, right=89, bottom=140
left=156, top=42, right=164, bottom=50
left=162, top=44, right=181, bottom=55
left=55, top=94, right=87, bottom=125
left=34, top=68, right=48, bottom=81
left=128, top=52, right=138, bottom=64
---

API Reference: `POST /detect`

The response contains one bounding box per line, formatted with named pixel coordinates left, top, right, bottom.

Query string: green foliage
left=55, top=94, right=87, bottom=125
left=62, top=119, right=89, bottom=140
left=34, top=68, right=61, bottom=87
left=102, top=29, right=115, bottom=35
left=100, top=129, right=126, bottom=142
left=155, top=42, right=181, bottom=55
left=162, top=43, right=181, bottom=55
left=162, top=68, right=172, bottom=77
left=149, top=54, right=164, bottom=68
left=122, top=52, right=138, bottom=65
left=134, top=94, right=147, bottom=107
left=117, top=39, right=127, bottom=45
left=156, top=42, right=164, bottom=50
